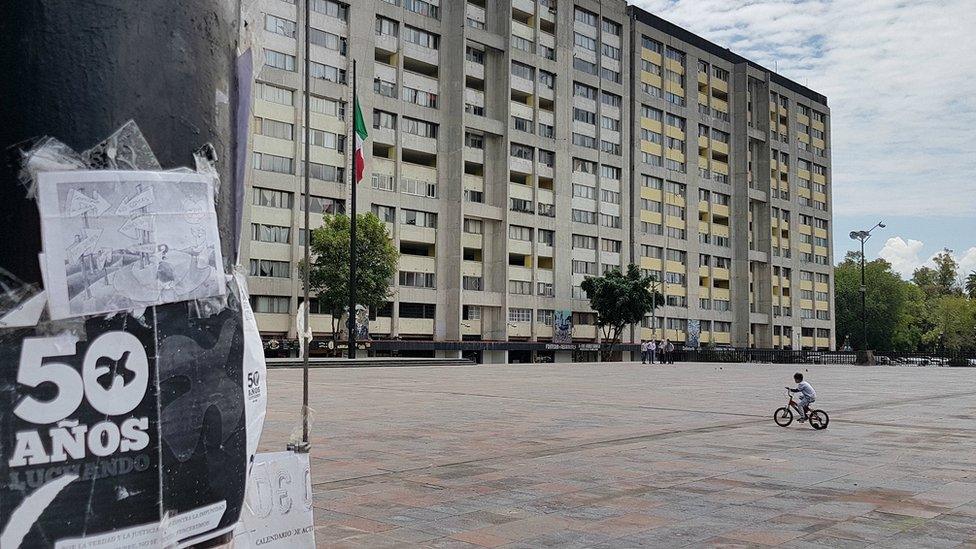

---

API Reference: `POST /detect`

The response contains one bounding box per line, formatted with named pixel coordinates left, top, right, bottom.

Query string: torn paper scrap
left=36, top=170, right=225, bottom=320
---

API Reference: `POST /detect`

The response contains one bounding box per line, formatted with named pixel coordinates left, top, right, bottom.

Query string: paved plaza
left=259, top=362, right=976, bottom=548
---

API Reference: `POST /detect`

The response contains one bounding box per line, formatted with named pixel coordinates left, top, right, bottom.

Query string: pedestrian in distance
left=656, top=340, right=665, bottom=364
left=666, top=339, right=675, bottom=364
left=640, top=340, right=650, bottom=364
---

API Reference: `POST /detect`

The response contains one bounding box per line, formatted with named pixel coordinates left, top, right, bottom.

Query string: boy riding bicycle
left=788, top=372, right=816, bottom=422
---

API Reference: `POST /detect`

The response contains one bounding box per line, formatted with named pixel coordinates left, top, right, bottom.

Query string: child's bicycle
left=774, top=388, right=829, bottom=430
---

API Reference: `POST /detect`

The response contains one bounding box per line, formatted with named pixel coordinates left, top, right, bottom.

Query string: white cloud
left=955, top=247, right=976, bottom=277
left=627, top=0, right=976, bottom=218
left=878, top=236, right=925, bottom=277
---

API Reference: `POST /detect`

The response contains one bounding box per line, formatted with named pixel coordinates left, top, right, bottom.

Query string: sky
left=628, top=0, right=976, bottom=281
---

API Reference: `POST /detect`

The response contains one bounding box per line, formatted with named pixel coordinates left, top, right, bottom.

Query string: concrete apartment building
left=243, top=0, right=835, bottom=361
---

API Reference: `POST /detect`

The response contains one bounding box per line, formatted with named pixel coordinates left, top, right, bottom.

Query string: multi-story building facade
left=243, top=0, right=835, bottom=361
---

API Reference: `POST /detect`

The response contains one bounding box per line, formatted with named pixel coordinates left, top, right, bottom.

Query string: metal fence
left=677, top=348, right=976, bottom=366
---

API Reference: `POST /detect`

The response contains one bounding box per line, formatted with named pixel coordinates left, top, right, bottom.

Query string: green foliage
left=965, top=271, right=976, bottom=299
left=302, top=213, right=399, bottom=339
left=581, top=265, right=662, bottom=360
left=836, top=249, right=976, bottom=353
left=834, top=257, right=915, bottom=351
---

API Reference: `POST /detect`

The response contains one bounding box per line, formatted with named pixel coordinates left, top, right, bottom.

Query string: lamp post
left=848, top=222, right=885, bottom=350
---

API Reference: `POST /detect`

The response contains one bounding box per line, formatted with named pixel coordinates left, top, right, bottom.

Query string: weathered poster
left=552, top=310, right=572, bottom=344
left=232, top=452, right=314, bottom=548
left=36, top=171, right=225, bottom=320
left=0, top=278, right=266, bottom=547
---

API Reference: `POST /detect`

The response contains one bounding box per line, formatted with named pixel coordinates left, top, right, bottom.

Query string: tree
left=581, top=264, right=662, bottom=361
left=965, top=271, right=976, bottom=299
left=834, top=255, right=914, bottom=351
left=912, top=266, right=940, bottom=298
left=922, top=295, right=976, bottom=352
left=932, top=248, right=960, bottom=295
left=303, top=213, right=399, bottom=342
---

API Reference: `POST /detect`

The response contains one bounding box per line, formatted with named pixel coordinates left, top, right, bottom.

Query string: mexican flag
left=353, top=98, right=367, bottom=183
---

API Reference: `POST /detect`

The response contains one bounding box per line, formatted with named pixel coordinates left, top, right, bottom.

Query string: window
left=642, top=175, right=663, bottom=189
left=572, top=184, right=596, bottom=199
left=574, top=32, right=597, bottom=52
left=601, top=165, right=621, bottom=180
left=602, top=239, right=621, bottom=253
left=309, top=96, right=345, bottom=119
left=509, top=225, right=533, bottom=241
left=251, top=223, right=290, bottom=244
left=602, top=19, right=621, bottom=36
left=265, top=14, right=296, bottom=38
left=573, top=158, right=597, bottom=174
left=641, top=35, right=662, bottom=53
left=303, top=162, right=345, bottom=183
left=255, top=117, right=293, bottom=140
left=574, top=82, right=598, bottom=100
left=539, top=70, right=555, bottom=90
left=572, top=133, right=596, bottom=149
left=402, top=117, right=438, bottom=138
left=305, top=128, right=345, bottom=150
left=404, top=0, right=438, bottom=19
left=400, top=178, right=437, bottom=198
left=464, top=132, right=484, bottom=149
left=601, top=116, right=621, bottom=132
left=641, top=199, right=662, bottom=212
left=465, top=46, right=484, bottom=64
left=264, top=50, right=296, bottom=71
left=373, top=110, right=397, bottom=130
left=463, top=276, right=482, bottom=291
left=600, top=189, right=620, bottom=204
left=311, top=0, right=347, bottom=19
left=510, top=143, right=534, bottom=160
left=539, top=149, right=555, bottom=167
left=601, top=140, right=621, bottom=155
left=602, top=43, right=621, bottom=60
left=259, top=83, right=293, bottom=106
left=462, top=305, right=482, bottom=320
left=538, top=229, right=555, bottom=246
left=400, top=271, right=436, bottom=289
left=599, top=214, right=620, bottom=228
left=251, top=295, right=289, bottom=314
left=375, top=16, right=398, bottom=36
left=252, top=152, right=293, bottom=174
left=572, top=234, right=597, bottom=249
left=371, top=204, right=395, bottom=222
left=300, top=194, right=344, bottom=214
left=463, top=218, right=483, bottom=234
left=665, top=181, right=686, bottom=196
left=400, top=302, right=436, bottom=319
left=537, top=203, right=555, bottom=217
left=253, top=187, right=293, bottom=208
left=512, top=35, right=535, bottom=53
left=401, top=209, right=437, bottom=228
left=513, top=116, right=534, bottom=134
left=511, top=61, right=535, bottom=80
left=309, top=28, right=346, bottom=54
left=509, top=307, right=532, bottom=322
left=574, top=7, right=598, bottom=26
left=601, top=67, right=621, bottom=84
left=403, top=26, right=439, bottom=49
left=601, top=91, right=622, bottom=108
left=666, top=249, right=687, bottom=264
left=573, top=57, right=597, bottom=75
left=402, top=86, right=437, bottom=108
left=510, top=198, right=533, bottom=213
left=509, top=280, right=532, bottom=295
left=573, top=260, right=596, bottom=275
left=573, top=107, right=596, bottom=125
left=464, top=189, right=483, bottom=203
left=249, top=259, right=290, bottom=278
left=537, top=309, right=554, bottom=325
left=572, top=209, right=596, bottom=224
left=311, top=61, right=346, bottom=83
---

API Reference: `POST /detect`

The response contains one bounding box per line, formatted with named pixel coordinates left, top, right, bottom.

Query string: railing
left=676, top=348, right=976, bottom=366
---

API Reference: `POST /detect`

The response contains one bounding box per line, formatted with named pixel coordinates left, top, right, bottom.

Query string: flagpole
left=348, top=59, right=358, bottom=360
left=300, top=0, right=311, bottom=450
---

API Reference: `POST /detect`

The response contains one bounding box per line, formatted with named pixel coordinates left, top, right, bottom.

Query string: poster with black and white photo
left=0, top=277, right=266, bottom=548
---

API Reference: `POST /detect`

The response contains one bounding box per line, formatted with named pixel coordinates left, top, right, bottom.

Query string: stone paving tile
left=260, top=362, right=976, bottom=548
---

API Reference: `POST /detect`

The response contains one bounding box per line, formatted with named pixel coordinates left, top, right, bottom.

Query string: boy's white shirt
left=796, top=380, right=816, bottom=399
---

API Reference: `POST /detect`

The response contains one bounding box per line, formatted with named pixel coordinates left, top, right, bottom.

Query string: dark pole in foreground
left=0, top=0, right=239, bottom=282
left=301, top=0, right=312, bottom=448
left=348, top=60, right=358, bottom=359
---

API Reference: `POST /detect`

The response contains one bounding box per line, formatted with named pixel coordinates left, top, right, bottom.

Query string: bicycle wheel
left=774, top=407, right=793, bottom=427
left=809, top=410, right=829, bottom=430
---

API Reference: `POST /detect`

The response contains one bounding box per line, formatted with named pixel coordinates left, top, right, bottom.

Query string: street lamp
left=848, top=221, right=885, bottom=350
left=648, top=274, right=662, bottom=341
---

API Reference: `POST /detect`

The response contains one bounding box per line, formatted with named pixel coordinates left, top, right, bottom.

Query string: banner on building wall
left=687, top=319, right=701, bottom=349
left=552, top=310, right=572, bottom=344
left=0, top=278, right=266, bottom=548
